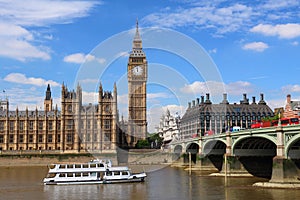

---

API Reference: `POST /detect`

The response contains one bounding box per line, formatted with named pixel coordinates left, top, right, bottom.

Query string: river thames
left=0, top=165, right=299, bottom=200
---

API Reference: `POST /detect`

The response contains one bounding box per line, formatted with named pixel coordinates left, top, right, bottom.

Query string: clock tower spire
left=127, top=20, right=148, bottom=147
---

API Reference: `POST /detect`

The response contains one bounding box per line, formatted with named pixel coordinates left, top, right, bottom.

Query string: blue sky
left=0, top=0, right=300, bottom=132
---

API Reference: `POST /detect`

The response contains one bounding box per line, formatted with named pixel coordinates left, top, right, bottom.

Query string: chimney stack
left=205, top=93, right=212, bottom=104
left=221, top=93, right=229, bottom=104
left=287, top=94, right=291, bottom=104
left=258, top=93, right=266, bottom=105
left=252, top=96, right=256, bottom=104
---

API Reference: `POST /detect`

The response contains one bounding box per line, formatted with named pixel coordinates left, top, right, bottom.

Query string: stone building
left=157, top=109, right=180, bottom=148
left=0, top=83, right=120, bottom=152
left=180, top=93, right=274, bottom=139
left=283, top=94, right=300, bottom=118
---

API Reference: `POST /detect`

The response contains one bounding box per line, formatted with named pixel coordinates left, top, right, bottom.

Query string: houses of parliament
left=0, top=21, right=148, bottom=152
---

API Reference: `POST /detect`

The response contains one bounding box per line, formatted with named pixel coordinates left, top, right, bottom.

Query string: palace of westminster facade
left=0, top=22, right=148, bottom=152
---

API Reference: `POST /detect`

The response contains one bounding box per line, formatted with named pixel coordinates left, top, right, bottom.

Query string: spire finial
left=134, top=18, right=141, bottom=42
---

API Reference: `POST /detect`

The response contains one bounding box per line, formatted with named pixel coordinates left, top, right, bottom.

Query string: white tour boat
left=43, top=159, right=146, bottom=185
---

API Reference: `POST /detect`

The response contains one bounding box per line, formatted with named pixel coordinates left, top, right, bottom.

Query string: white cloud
left=282, top=84, right=300, bottom=93
left=250, top=23, right=300, bottom=39
left=225, top=81, right=253, bottom=95
left=3, top=73, right=60, bottom=87
left=147, top=93, right=169, bottom=99
left=0, top=0, right=99, bottom=26
left=180, top=81, right=224, bottom=95
left=180, top=81, right=253, bottom=96
left=0, top=23, right=50, bottom=61
left=262, top=0, right=299, bottom=10
left=142, top=1, right=299, bottom=37
left=242, top=42, right=269, bottom=52
left=142, top=3, right=253, bottom=34
left=0, top=0, right=99, bottom=61
left=64, top=53, right=106, bottom=64
left=291, top=41, right=299, bottom=46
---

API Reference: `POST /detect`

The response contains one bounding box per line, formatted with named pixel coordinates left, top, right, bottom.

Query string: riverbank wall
left=0, top=149, right=173, bottom=167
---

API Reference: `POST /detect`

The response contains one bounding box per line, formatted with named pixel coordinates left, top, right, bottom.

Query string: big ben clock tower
left=127, top=20, right=147, bottom=147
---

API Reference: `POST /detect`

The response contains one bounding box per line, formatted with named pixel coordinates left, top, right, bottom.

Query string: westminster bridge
left=169, top=124, right=300, bottom=185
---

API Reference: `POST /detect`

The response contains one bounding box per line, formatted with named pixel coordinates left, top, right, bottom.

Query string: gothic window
left=38, top=135, right=43, bottom=143
left=38, top=121, right=43, bottom=130
left=68, top=105, right=72, bottom=113
left=104, top=133, right=110, bottom=141
left=67, top=134, right=73, bottom=143
left=9, top=121, right=14, bottom=131
left=0, top=135, right=3, bottom=143
left=29, top=134, right=33, bottom=143
left=57, top=121, right=61, bottom=131
left=19, top=121, right=24, bottom=131
left=0, top=121, right=4, bottom=131
left=48, top=134, right=53, bottom=143
left=67, top=120, right=73, bottom=130
left=29, top=121, right=34, bottom=130
left=104, top=120, right=110, bottom=129
left=87, top=120, right=91, bottom=130
left=48, top=121, right=53, bottom=131
left=9, top=135, right=14, bottom=143
left=57, top=134, right=61, bottom=143
left=19, top=134, right=24, bottom=143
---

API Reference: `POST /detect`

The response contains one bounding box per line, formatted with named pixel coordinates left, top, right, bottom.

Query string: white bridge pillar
left=275, top=126, right=285, bottom=158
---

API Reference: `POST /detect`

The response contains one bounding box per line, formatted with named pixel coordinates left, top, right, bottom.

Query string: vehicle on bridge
left=251, top=117, right=299, bottom=129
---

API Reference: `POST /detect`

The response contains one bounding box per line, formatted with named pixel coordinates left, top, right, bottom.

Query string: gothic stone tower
left=127, top=21, right=148, bottom=147
left=44, top=84, right=53, bottom=112
left=98, top=82, right=118, bottom=150
left=61, top=83, right=82, bottom=151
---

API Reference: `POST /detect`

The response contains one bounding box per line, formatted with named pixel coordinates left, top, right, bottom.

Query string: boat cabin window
left=90, top=172, right=97, bottom=176
left=67, top=164, right=73, bottom=168
left=67, top=173, right=73, bottom=177
left=75, top=173, right=81, bottom=177
left=83, top=172, right=89, bottom=177
left=59, top=164, right=66, bottom=169
left=83, top=164, right=89, bottom=168
left=90, top=164, right=96, bottom=168
left=114, top=171, right=121, bottom=175
left=106, top=171, right=112, bottom=176
left=59, top=173, right=66, bottom=177
left=97, top=163, right=104, bottom=168
left=122, top=171, right=129, bottom=176
left=75, top=164, right=81, bottom=168
left=46, top=173, right=56, bottom=178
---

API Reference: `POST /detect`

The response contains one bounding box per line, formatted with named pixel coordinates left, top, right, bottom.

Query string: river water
left=0, top=165, right=299, bottom=200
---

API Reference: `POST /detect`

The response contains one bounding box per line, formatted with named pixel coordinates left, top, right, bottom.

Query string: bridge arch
left=232, top=136, right=277, bottom=179
left=172, top=145, right=183, bottom=161
left=232, top=135, right=277, bottom=155
left=202, top=139, right=226, bottom=156
left=186, top=142, right=200, bottom=163
left=286, top=134, right=300, bottom=159
left=202, top=139, right=226, bottom=171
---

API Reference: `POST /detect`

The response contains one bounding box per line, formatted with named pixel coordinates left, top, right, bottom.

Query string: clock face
left=133, top=66, right=143, bottom=76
